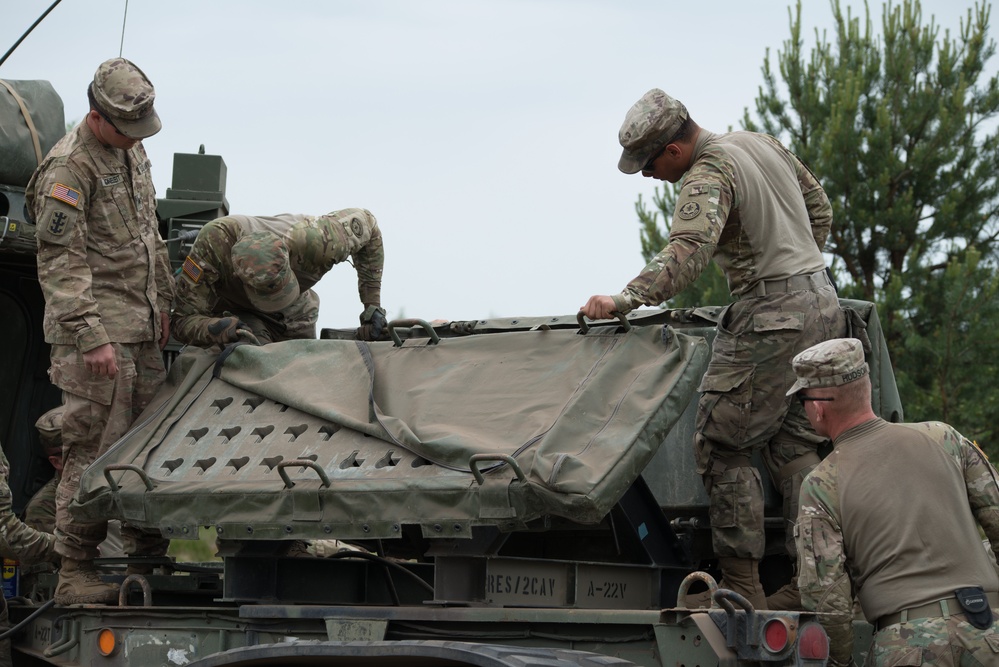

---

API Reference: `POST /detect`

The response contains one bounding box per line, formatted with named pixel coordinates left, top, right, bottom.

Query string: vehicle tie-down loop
left=470, top=454, right=525, bottom=520
left=278, top=459, right=331, bottom=521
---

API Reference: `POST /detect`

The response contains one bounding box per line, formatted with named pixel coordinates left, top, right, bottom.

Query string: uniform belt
left=740, top=269, right=832, bottom=300
left=875, top=591, right=999, bottom=631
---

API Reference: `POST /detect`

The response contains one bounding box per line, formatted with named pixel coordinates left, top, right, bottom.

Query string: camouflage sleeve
left=765, top=136, right=832, bottom=251
left=614, top=173, right=730, bottom=312
left=153, top=233, right=175, bottom=315
left=311, top=209, right=384, bottom=308
left=350, top=211, right=384, bottom=308
left=24, top=477, right=57, bottom=535
left=796, top=470, right=855, bottom=667
left=170, top=251, right=223, bottom=347
left=952, top=430, right=999, bottom=560
left=0, top=450, right=55, bottom=565
left=32, top=163, right=110, bottom=353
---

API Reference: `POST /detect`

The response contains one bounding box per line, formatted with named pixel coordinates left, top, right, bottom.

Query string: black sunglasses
left=797, top=394, right=835, bottom=405
left=95, top=107, right=126, bottom=136
left=642, top=145, right=667, bottom=172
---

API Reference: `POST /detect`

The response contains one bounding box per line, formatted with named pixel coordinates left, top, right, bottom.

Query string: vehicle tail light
left=797, top=621, right=830, bottom=660
left=762, top=617, right=791, bottom=653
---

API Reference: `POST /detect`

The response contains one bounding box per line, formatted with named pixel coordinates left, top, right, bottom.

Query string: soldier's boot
left=54, top=558, right=117, bottom=605
left=766, top=581, right=803, bottom=610
left=717, top=557, right=767, bottom=610
left=684, top=588, right=714, bottom=608
left=284, top=540, right=311, bottom=558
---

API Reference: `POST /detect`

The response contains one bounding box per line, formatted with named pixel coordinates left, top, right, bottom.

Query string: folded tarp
left=77, top=324, right=708, bottom=540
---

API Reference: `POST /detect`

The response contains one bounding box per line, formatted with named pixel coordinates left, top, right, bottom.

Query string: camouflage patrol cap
left=34, top=405, right=65, bottom=452
left=786, top=338, right=869, bottom=396
left=91, top=57, right=161, bottom=139
left=231, top=232, right=301, bottom=313
left=618, top=88, right=688, bottom=174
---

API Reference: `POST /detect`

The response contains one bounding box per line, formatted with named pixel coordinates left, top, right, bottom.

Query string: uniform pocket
left=752, top=310, right=804, bottom=333
left=49, top=353, right=118, bottom=406
left=92, top=176, right=140, bottom=255
left=696, top=364, right=754, bottom=448
left=867, top=645, right=922, bottom=666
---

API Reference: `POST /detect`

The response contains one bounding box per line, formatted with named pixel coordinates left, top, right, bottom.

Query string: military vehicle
left=0, top=76, right=901, bottom=667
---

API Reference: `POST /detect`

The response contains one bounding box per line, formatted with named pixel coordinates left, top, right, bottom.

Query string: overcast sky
left=2, top=0, right=993, bottom=330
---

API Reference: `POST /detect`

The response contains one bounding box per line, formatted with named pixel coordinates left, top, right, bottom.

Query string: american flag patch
left=50, top=183, right=81, bottom=207
left=182, top=256, right=204, bottom=283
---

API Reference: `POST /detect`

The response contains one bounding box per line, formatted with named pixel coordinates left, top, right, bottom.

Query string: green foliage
left=167, top=526, right=221, bottom=562
left=741, top=0, right=999, bottom=454
left=635, top=189, right=730, bottom=308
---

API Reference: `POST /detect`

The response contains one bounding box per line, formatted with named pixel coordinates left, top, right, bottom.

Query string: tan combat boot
left=766, top=581, right=803, bottom=610
left=684, top=587, right=714, bottom=608
left=54, top=558, right=117, bottom=605
left=717, top=557, right=767, bottom=609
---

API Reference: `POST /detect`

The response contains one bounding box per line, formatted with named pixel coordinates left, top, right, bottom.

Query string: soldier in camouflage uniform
left=25, top=58, right=174, bottom=605
left=0, top=443, right=57, bottom=565
left=580, top=89, right=846, bottom=609
left=171, top=211, right=386, bottom=347
left=791, top=338, right=999, bottom=666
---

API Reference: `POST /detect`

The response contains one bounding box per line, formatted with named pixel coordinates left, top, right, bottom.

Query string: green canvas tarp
left=76, top=324, right=709, bottom=541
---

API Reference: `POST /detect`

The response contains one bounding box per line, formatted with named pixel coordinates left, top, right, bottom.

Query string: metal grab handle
left=103, top=463, right=155, bottom=492
left=468, top=454, right=527, bottom=485
left=676, top=571, right=720, bottom=609
left=277, top=459, right=332, bottom=489
left=576, top=311, right=632, bottom=334
left=388, top=318, right=441, bottom=347
left=713, top=588, right=760, bottom=647
left=44, top=619, right=79, bottom=657
left=119, top=574, right=153, bottom=607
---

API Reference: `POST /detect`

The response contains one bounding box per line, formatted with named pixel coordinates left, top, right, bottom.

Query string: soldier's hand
left=236, top=329, right=261, bottom=346
left=83, top=343, right=119, bottom=378
left=207, top=316, right=255, bottom=345
left=358, top=305, right=388, bottom=341
left=580, top=295, right=617, bottom=321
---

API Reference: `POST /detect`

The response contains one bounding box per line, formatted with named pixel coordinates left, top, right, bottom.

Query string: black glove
left=206, top=317, right=260, bottom=345
left=357, top=305, right=388, bottom=341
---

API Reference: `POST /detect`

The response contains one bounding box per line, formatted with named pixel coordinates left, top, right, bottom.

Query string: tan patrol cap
left=618, top=88, right=688, bottom=174
left=91, top=57, right=162, bottom=139
left=786, top=338, right=869, bottom=396
left=35, top=405, right=65, bottom=451
left=231, top=232, right=301, bottom=313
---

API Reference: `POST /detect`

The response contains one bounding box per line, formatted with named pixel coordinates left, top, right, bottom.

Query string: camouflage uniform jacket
left=796, top=417, right=999, bottom=666
left=25, top=122, right=173, bottom=352
left=0, top=447, right=55, bottom=565
left=613, top=130, right=831, bottom=311
left=172, top=211, right=383, bottom=346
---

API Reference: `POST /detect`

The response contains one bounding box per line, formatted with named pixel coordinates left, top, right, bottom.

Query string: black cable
left=327, top=550, right=435, bottom=597
left=0, top=599, right=55, bottom=641
left=0, top=0, right=64, bottom=70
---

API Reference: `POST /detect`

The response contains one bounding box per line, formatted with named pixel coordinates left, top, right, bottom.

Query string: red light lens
left=763, top=618, right=790, bottom=652
left=797, top=622, right=830, bottom=660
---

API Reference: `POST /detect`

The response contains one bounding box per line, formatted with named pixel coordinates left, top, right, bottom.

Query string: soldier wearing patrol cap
left=25, top=58, right=173, bottom=605
left=792, top=338, right=999, bottom=666
left=171, top=211, right=386, bottom=347
left=580, top=88, right=847, bottom=609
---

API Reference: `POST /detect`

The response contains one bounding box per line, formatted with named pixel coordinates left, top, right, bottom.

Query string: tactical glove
left=206, top=316, right=260, bottom=346
left=357, top=305, right=388, bottom=341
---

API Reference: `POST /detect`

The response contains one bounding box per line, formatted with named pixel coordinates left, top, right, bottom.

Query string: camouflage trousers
left=229, top=288, right=320, bottom=343
left=49, top=341, right=170, bottom=561
left=866, top=615, right=999, bottom=666
left=694, top=284, right=845, bottom=560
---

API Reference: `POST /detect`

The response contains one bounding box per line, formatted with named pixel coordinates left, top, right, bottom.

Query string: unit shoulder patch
left=677, top=202, right=701, bottom=220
